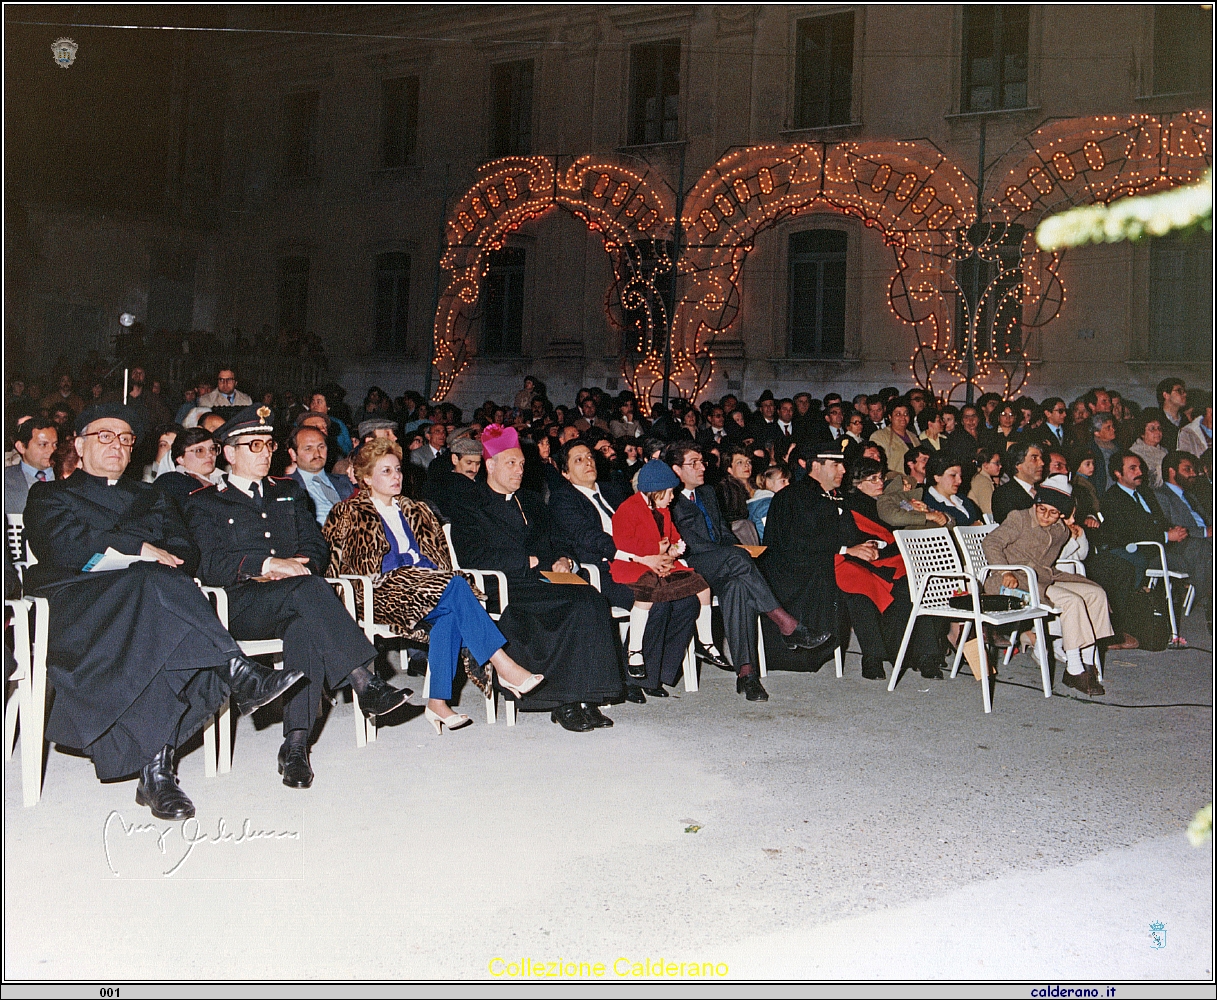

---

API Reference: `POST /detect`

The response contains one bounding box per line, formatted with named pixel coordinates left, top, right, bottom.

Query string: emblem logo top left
left=52, top=37, right=78, bottom=69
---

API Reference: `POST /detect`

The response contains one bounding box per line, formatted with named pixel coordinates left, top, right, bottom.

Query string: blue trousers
left=423, top=577, right=506, bottom=700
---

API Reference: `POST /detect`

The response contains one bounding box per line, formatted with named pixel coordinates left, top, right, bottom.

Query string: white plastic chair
left=6, top=512, right=37, bottom=579
left=890, top=527, right=1054, bottom=713
left=1135, top=540, right=1194, bottom=642
left=4, top=597, right=50, bottom=806
left=442, top=523, right=515, bottom=725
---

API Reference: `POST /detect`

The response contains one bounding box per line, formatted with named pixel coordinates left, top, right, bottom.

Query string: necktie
left=690, top=491, right=717, bottom=541
left=592, top=491, right=615, bottom=520
left=1135, top=490, right=1151, bottom=515
left=35, top=470, right=48, bottom=482
left=315, top=475, right=341, bottom=504
left=251, top=480, right=262, bottom=503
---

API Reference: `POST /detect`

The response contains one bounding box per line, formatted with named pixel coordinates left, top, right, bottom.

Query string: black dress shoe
left=626, top=652, right=648, bottom=679
left=695, top=641, right=732, bottom=669
left=641, top=685, right=669, bottom=698
left=623, top=686, right=647, bottom=704
left=580, top=703, right=614, bottom=728
left=736, top=672, right=769, bottom=701
left=356, top=676, right=411, bottom=718
left=135, top=745, right=195, bottom=820
left=861, top=659, right=887, bottom=680
left=551, top=703, right=595, bottom=732
left=277, top=740, right=314, bottom=788
left=227, top=656, right=306, bottom=716
left=783, top=624, right=833, bottom=651
left=917, top=658, right=944, bottom=680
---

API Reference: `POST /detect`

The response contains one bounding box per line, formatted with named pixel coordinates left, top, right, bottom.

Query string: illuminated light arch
left=431, top=154, right=675, bottom=401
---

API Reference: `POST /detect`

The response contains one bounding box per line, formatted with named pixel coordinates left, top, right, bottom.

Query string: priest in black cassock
left=448, top=425, right=623, bottom=732
left=22, top=404, right=303, bottom=820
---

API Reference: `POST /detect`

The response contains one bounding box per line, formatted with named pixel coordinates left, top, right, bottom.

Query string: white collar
left=928, top=486, right=965, bottom=508
left=1015, top=477, right=1036, bottom=495
left=571, top=483, right=601, bottom=501
left=226, top=473, right=260, bottom=496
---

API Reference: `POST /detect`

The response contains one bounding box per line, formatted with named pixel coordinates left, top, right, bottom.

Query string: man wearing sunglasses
left=184, top=405, right=408, bottom=789
left=23, top=403, right=305, bottom=820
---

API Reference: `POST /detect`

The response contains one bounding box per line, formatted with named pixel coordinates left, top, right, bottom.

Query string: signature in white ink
left=103, top=811, right=299, bottom=877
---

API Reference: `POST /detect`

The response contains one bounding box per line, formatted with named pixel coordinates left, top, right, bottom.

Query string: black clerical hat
left=74, top=402, right=146, bottom=440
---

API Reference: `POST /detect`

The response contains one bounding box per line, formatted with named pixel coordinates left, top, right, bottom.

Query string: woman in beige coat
left=981, top=481, right=1113, bottom=696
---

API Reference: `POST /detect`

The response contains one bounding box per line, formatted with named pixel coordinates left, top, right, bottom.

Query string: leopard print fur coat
left=322, top=492, right=491, bottom=694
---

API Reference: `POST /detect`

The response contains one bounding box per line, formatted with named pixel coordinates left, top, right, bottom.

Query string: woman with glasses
left=151, top=427, right=223, bottom=507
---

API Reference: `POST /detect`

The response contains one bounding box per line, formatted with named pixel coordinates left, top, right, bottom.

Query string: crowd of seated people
left=6, top=363, right=1213, bottom=819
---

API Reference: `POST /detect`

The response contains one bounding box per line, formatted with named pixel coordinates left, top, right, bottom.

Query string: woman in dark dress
left=151, top=426, right=221, bottom=509
left=922, top=451, right=985, bottom=527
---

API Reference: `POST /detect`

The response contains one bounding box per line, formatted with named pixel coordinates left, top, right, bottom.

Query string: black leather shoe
left=551, top=703, right=594, bottom=732
left=623, top=686, right=647, bottom=704
left=642, top=685, right=669, bottom=698
left=580, top=703, right=614, bottom=728
left=695, top=641, right=732, bottom=669
left=228, top=656, right=305, bottom=716
left=277, top=740, right=314, bottom=788
left=861, top=659, right=887, bottom=680
left=135, top=745, right=195, bottom=820
left=736, top=673, right=769, bottom=701
left=626, top=651, right=648, bottom=679
left=783, top=624, right=833, bottom=651
left=357, top=676, right=410, bottom=718
left=917, top=659, right=944, bottom=680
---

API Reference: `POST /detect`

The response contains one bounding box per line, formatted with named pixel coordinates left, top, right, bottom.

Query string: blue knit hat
left=637, top=459, right=681, bottom=493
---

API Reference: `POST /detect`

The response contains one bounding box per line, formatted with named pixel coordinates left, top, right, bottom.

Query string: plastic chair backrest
left=954, top=523, right=999, bottom=580
left=892, top=527, right=969, bottom=610
left=6, top=513, right=23, bottom=565
left=442, top=522, right=461, bottom=570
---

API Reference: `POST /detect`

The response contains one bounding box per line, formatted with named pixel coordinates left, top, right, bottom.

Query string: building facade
left=9, top=4, right=1213, bottom=408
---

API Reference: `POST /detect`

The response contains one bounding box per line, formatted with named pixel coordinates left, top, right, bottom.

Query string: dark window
left=490, top=61, right=534, bottom=157
left=961, top=5, right=1029, bottom=112
left=382, top=77, right=419, bottom=168
left=277, top=257, right=310, bottom=335
left=1149, top=231, right=1213, bottom=362
left=629, top=40, right=681, bottom=145
left=1153, top=5, right=1213, bottom=95
left=374, top=253, right=411, bottom=352
left=483, top=248, right=526, bottom=355
left=795, top=12, right=855, bottom=129
left=954, top=223, right=1026, bottom=358
left=283, top=92, right=319, bottom=178
left=788, top=231, right=847, bottom=357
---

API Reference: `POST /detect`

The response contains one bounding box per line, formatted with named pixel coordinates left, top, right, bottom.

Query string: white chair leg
left=505, top=698, right=516, bottom=726
left=203, top=715, right=217, bottom=778
left=1183, top=584, right=1196, bottom=617
left=950, top=621, right=972, bottom=678
left=1032, top=617, right=1052, bottom=698
left=24, top=600, right=49, bottom=805
left=217, top=698, right=232, bottom=774
left=834, top=644, right=843, bottom=678
left=887, top=608, right=919, bottom=692
left=1093, top=647, right=1104, bottom=684
left=1002, top=628, right=1019, bottom=666
left=976, top=615, right=992, bottom=714
left=683, top=639, right=699, bottom=693
left=757, top=618, right=767, bottom=678
left=485, top=688, right=497, bottom=724
left=1164, top=576, right=1179, bottom=640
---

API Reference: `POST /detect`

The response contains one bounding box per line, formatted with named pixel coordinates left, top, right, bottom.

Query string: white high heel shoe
left=424, top=706, right=472, bottom=734
left=496, top=672, right=545, bottom=699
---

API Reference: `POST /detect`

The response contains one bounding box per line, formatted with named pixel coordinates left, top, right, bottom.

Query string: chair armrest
left=337, top=574, right=375, bottom=626
left=460, top=568, right=508, bottom=615
left=982, top=563, right=1043, bottom=609
left=1133, top=540, right=1168, bottom=573
left=326, top=576, right=358, bottom=621
left=581, top=563, right=602, bottom=592
left=195, top=580, right=230, bottom=627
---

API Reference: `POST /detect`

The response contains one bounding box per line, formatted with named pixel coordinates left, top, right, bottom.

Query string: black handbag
left=948, top=593, right=1026, bottom=612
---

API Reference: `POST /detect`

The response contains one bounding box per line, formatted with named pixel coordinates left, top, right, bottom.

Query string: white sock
left=628, top=607, right=649, bottom=655
left=1081, top=644, right=1096, bottom=666
left=696, top=605, right=714, bottom=647
left=1065, top=647, right=1085, bottom=675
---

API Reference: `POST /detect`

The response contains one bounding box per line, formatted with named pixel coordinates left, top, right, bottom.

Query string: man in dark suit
left=990, top=441, right=1044, bottom=524
left=1025, top=397, right=1069, bottom=454
left=287, top=424, right=353, bottom=525
left=665, top=442, right=821, bottom=701
left=547, top=441, right=697, bottom=699
left=184, top=406, right=406, bottom=789
left=750, top=391, right=781, bottom=451
left=4, top=417, right=58, bottom=515
left=23, top=403, right=302, bottom=819
left=697, top=405, right=730, bottom=450
left=1098, top=451, right=1182, bottom=582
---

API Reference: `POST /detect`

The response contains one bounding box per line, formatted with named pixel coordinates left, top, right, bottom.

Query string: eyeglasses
left=184, top=444, right=218, bottom=458
left=80, top=430, right=136, bottom=447
left=235, top=438, right=277, bottom=454
left=682, top=459, right=706, bottom=469
left=217, top=377, right=237, bottom=385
